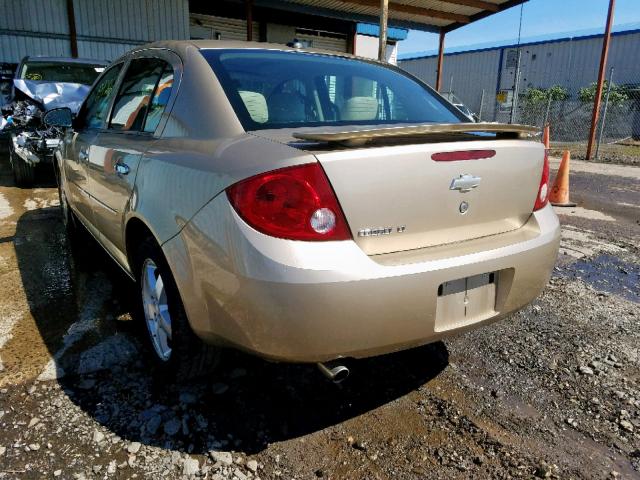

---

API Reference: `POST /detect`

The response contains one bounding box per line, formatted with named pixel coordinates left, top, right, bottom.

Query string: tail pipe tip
left=317, top=362, right=350, bottom=383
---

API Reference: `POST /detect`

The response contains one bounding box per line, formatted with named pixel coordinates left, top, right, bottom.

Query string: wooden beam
left=347, top=22, right=357, bottom=54
left=586, top=0, right=616, bottom=160
left=436, top=0, right=499, bottom=12
left=436, top=30, right=445, bottom=92
left=66, top=0, right=78, bottom=58
left=245, top=0, right=253, bottom=41
left=378, top=0, right=389, bottom=61
left=341, top=0, right=470, bottom=23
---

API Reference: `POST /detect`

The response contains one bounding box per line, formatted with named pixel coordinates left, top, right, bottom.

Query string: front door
left=64, top=63, right=123, bottom=228
left=87, top=56, right=175, bottom=257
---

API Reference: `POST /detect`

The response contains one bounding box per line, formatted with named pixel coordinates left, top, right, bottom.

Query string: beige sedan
left=44, top=41, right=560, bottom=381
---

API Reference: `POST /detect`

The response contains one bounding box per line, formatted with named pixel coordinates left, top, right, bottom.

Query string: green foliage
left=578, top=81, right=629, bottom=105
left=523, top=85, right=569, bottom=105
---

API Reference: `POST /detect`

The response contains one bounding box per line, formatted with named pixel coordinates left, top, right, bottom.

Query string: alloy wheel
left=141, top=258, right=173, bottom=361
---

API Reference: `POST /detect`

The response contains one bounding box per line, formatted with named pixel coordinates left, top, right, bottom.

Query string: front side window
left=200, top=49, right=464, bottom=131
left=109, top=58, right=167, bottom=132
left=77, top=64, right=123, bottom=130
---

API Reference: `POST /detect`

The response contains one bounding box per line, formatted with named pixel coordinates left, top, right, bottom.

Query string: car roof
left=120, top=39, right=362, bottom=63
left=20, top=56, right=108, bottom=66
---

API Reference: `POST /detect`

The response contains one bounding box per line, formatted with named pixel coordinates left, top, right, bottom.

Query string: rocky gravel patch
left=0, top=156, right=638, bottom=479
left=0, top=258, right=637, bottom=479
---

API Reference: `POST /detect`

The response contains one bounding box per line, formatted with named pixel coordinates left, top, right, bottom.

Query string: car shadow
left=11, top=172, right=450, bottom=455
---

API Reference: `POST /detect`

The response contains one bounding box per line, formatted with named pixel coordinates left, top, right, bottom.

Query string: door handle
left=115, top=162, right=130, bottom=175
left=78, top=149, right=88, bottom=161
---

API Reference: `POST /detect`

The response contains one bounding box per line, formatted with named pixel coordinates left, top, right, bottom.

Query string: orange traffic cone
left=549, top=150, right=576, bottom=207
left=542, top=124, right=550, bottom=149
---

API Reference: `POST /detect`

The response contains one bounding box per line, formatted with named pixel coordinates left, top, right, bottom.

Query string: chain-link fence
left=439, top=69, right=640, bottom=165
left=510, top=72, right=640, bottom=164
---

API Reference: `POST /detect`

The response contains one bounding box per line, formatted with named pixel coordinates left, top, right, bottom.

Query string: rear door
left=87, top=52, right=177, bottom=256
left=64, top=63, right=123, bottom=228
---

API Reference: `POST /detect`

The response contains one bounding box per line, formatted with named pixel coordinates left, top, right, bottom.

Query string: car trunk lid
left=250, top=123, right=544, bottom=255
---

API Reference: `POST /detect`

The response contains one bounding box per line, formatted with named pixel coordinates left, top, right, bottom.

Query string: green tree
left=523, top=85, right=569, bottom=105
left=578, top=80, right=629, bottom=105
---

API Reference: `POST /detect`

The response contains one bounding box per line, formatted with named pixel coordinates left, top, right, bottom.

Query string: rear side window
left=143, top=67, right=174, bottom=133
left=109, top=58, right=166, bottom=132
left=200, top=49, right=464, bottom=131
left=77, top=64, right=123, bottom=130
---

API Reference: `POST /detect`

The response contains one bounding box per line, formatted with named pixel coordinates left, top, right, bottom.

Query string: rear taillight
left=533, top=149, right=550, bottom=211
left=226, top=163, right=351, bottom=241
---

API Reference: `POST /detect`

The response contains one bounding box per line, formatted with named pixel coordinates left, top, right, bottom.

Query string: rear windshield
left=19, top=61, right=105, bottom=85
left=200, top=49, right=464, bottom=131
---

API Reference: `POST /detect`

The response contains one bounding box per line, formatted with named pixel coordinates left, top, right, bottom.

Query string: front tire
left=10, top=146, right=35, bottom=188
left=135, top=238, right=220, bottom=381
left=58, top=178, right=79, bottom=236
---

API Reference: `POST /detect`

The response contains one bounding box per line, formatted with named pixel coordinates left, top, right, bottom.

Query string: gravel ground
left=0, top=155, right=638, bottom=479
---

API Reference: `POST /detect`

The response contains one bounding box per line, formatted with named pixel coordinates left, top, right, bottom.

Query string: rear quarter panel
left=128, top=45, right=316, bottom=247
left=131, top=134, right=318, bottom=245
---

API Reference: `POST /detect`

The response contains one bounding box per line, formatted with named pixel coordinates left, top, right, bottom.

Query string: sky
left=398, top=0, right=640, bottom=57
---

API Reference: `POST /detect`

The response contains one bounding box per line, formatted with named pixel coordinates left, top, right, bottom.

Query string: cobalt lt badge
left=459, top=201, right=469, bottom=214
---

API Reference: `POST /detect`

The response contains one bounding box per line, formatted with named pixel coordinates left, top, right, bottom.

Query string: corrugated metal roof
left=253, top=0, right=527, bottom=33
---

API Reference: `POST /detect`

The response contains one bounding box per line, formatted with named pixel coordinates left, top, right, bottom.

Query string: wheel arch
left=124, top=216, right=161, bottom=275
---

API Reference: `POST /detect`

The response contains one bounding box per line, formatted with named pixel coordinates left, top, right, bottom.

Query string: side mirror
left=43, top=107, right=73, bottom=128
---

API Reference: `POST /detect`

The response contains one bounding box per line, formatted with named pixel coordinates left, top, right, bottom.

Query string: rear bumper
left=166, top=199, right=560, bottom=363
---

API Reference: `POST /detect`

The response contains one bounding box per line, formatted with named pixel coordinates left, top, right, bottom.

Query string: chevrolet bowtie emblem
left=450, top=174, right=482, bottom=193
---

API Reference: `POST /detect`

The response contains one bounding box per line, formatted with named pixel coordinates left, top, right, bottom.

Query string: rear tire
left=10, top=146, right=35, bottom=188
left=134, top=238, right=220, bottom=382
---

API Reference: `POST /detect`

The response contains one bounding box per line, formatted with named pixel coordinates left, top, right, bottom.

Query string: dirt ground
left=550, top=141, right=640, bottom=167
left=0, top=153, right=638, bottom=480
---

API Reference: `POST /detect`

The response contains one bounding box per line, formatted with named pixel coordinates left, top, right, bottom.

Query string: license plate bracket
left=435, top=272, right=497, bottom=332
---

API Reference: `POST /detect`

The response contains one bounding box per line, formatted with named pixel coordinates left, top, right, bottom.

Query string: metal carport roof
left=251, top=0, right=529, bottom=33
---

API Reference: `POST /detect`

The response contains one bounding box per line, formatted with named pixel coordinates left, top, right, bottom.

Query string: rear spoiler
left=293, top=123, right=541, bottom=146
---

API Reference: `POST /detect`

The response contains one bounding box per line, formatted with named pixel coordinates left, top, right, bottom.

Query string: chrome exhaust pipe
left=317, top=361, right=350, bottom=383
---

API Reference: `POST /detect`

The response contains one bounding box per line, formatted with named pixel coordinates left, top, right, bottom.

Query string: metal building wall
left=401, top=49, right=501, bottom=120
left=0, top=0, right=69, bottom=63
left=295, top=31, right=348, bottom=52
left=400, top=30, right=640, bottom=121
left=512, top=31, right=640, bottom=92
left=190, top=14, right=259, bottom=41
left=400, top=56, right=437, bottom=86
left=0, top=0, right=189, bottom=63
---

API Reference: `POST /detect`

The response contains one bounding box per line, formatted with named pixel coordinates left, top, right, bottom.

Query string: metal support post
left=509, top=49, right=522, bottom=124
left=378, top=0, right=389, bottom=61
left=435, top=30, right=445, bottom=92
left=586, top=0, right=616, bottom=160
left=543, top=95, right=552, bottom=128
left=595, top=67, right=614, bottom=161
